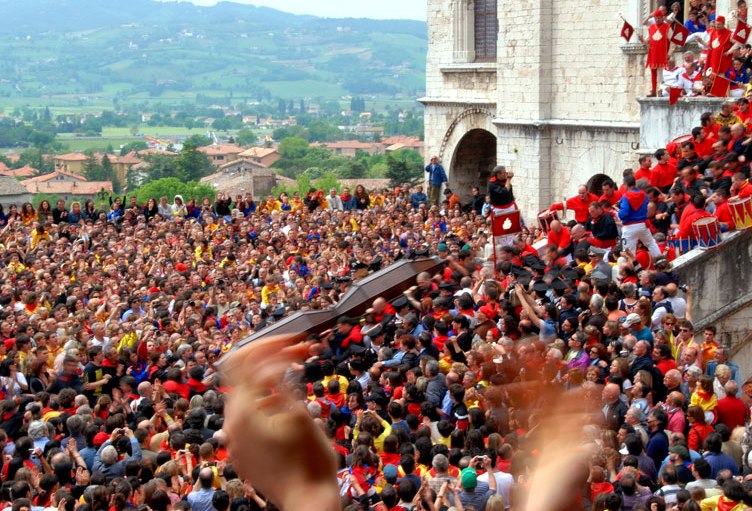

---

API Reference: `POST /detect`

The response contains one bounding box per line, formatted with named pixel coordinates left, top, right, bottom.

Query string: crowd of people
left=0, top=98, right=749, bottom=511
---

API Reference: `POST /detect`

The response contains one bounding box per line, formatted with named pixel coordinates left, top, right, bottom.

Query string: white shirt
left=477, top=470, right=514, bottom=509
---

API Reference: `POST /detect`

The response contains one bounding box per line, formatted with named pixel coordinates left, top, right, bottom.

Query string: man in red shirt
left=650, top=149, right=677, bottom=192
left=732, top=172, right=752, bottom=200
left=736, top=97, right=752, bottom=127
left=674, top=194, right=712, bottom=238
left=715, top=380, right=748, bottom=432
left=691, top=126, right=715, bottom=158
left=634, top=155, right=653, bottom=183
left=546, top=220, right=571, bottom=253
left=711, top=188, right=734, bottom=230
left=549, top=185, right=598, bottom=224
left=599, top=179, right=622, bottom=206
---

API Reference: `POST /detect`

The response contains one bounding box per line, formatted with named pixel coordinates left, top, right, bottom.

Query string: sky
left=166, top=0, right=427, bottom=20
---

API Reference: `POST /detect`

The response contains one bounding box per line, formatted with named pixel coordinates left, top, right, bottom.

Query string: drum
left=728, top=196, right=752, bottom=230
left=667, top=236, right=696, bottom=257
left=537, top=209, right=559, bottom=233
left=691, top=216, right=722, bottom=249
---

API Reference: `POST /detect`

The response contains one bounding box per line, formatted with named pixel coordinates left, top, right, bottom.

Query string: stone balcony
left=638, top=96, right=725, bottom=155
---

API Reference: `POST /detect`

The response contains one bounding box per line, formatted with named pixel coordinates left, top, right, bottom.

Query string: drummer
left=730, top=172, right=752, bottom=200
left=710, top=188, right=734, bottom=231
left=673, top=194, right=713, bottom=238
left=549, top=185, right=599, bottom=224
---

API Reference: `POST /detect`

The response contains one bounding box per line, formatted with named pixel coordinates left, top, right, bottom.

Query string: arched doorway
left=449, top=129, right=497, bottom=203
left=586, top=173, right=612, bottom=197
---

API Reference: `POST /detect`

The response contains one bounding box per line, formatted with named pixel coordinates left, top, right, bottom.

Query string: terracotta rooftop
left=22, top=170, right=87, bottom=184
left=197, top=144, right=244, bottom=156
left=23, top=180, right=113, bottom=195
left=137, top=148, right=178, bottom=157
left=238, top=147, right=278, bottom=158
left=324, top=140, right=379, bottom=150
left=381, top=135, right=423, bottom=146
left=0, top=165, right=37, bottom=178
left=0, top=176, right=30, bottom=196
left=54, top=152, right=88, bottom=161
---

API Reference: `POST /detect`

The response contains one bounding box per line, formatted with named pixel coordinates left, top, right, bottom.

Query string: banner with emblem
left=733, top=18, right=751, bottom=44
left=620, top=19, right=634, bottom=42
left=670, top=23, right=690, bottom=46
left=491, top=210, right=522, bottom=237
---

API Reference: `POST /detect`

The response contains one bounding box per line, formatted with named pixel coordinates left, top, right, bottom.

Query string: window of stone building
left=474, top=0, right=498, bottom=61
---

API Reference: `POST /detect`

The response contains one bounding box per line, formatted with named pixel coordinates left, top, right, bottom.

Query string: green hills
left=0, top=0, right=427, bottom=110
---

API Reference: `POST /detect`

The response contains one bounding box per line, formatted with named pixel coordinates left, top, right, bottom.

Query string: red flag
left=669, top=87, right=683, bottom=105
left=670, top=23, right=690, bottom=45
left=733, top=19, right=751, bottom=44
left=710, top=74, right=731, bottom=97
left=621, top=20, right=634, bottom=42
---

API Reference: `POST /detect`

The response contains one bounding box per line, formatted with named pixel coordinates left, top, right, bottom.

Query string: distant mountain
left=0, top=0, right=427, bottom=104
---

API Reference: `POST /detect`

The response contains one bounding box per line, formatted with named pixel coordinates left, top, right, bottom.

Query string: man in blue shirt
left=425, top=156, right=447, bottom=207
left=410, top=185, right=428, bottom=210
left=187, top=468, right=217, bottom=511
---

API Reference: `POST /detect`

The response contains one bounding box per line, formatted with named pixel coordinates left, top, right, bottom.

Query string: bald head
left=603, top=383, right=621, bottom=404
left=664, top=369, right=682, bottom=388
left=372, top=297, right=387, bottom=314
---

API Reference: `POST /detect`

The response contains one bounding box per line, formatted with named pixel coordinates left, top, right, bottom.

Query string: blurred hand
left=222, top=336, right=338, bottom=511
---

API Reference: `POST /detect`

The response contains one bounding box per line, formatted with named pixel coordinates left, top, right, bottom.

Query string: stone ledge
left=492, top=117, right=640, bottom=132
left=621, top=42, right=647, bottom=55
left=439, top=63, right=498, bottom=74
left=417, top=97, right=496, bottom=108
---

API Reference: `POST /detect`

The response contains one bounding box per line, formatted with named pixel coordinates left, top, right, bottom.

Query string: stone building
left=419, top=0, right=731, bottom=220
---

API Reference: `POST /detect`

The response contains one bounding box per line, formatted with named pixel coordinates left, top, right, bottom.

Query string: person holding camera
left=92, top=427, right=142, bottom=482
left=425, top=155, right=447, bottom=207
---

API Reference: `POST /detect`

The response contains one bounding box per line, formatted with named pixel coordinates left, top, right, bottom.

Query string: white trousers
left=621, top=222, right=662, bottom=258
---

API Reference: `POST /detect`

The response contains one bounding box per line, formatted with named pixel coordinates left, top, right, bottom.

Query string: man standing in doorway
left=425, top=155, right=447, bottom=207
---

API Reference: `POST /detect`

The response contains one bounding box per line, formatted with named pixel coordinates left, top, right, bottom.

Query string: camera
left=678, top=283, right=688, bottom=292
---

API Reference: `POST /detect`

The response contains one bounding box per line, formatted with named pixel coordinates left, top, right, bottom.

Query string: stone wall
left=638, top=97, right=726, bottom=154
left=673, top=230, right=752, bottom=380
left=423, top=0, right=648, bottom=222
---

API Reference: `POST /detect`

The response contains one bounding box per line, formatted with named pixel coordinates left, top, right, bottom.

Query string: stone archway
left=586, top=173, right=612, bottom=197
left=449, top=128, right=497, bottom=203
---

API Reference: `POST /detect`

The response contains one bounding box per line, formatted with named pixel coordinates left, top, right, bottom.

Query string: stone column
left=495, top=0, right=554, bottom=215
left=453, top=0, right=475, bottom=62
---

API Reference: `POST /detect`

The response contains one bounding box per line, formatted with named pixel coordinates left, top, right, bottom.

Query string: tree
left=132, top=178, right=216, bottom=205
left=339, top=160, right=367, bottom=179
left=120, top=141, right=148, bottom=155
left=307, top=121, right=341, bottom=143
left=174, top=142, right=213, bottom=182
left=82, top=154, right=105, bottom=181
left=100, top=155, right=121, bottom=192
left=236, top=128, right=256, bottom=146
left=386, top=151, right=423, bottom=188
left=212, top=118, right=232, bottom=131
left=278, top=137, right=309, bottom=160
left=183, top=134, right=212, bottom=147
left=130, top=125, right=140, bottom=136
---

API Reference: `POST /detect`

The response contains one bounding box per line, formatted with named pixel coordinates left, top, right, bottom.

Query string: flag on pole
left=709, top=74, right=731, bottom=97
left=621, top=20, right=635, bottom=42
left=733, top=18, right=751, bottom=44
left=669, top=87, right=683, bottom=105
left=670, top=23, right=690, bottom=45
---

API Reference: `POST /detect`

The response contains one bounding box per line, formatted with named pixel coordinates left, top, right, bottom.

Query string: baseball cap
left=623, top=313, right=642, bottom=328
left=460, top=467, right=477, bottom=490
